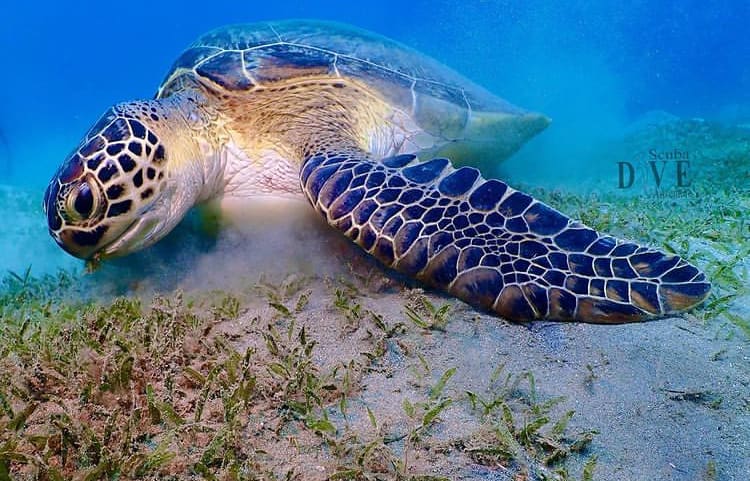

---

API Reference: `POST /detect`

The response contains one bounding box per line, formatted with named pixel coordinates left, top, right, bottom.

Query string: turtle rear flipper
left=428, top=111, right=551, bottom=169
left=299, top=151, right=710, bottom=323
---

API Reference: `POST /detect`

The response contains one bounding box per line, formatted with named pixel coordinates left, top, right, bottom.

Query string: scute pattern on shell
left=157, top=20, right=522, bottom=116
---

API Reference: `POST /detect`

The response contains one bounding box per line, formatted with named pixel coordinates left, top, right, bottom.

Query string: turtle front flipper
left=299, top=151, right=710, bottom=323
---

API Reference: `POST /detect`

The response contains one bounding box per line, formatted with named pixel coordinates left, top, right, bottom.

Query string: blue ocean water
left=1, top=4, right=749, bottom=479
left=0, top=0, right=748, bottom=275
left=1, top=0, right=748, bottom=186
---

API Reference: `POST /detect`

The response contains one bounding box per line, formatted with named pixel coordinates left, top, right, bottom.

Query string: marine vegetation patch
left=0, top=269, right=600, bottom=481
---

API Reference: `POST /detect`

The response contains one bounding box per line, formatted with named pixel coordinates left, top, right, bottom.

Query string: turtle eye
left=65, top=181, right=100, bottom=221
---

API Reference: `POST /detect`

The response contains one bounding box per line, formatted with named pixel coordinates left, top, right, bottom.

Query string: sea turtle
left=43, top=20, right=709, bottom=323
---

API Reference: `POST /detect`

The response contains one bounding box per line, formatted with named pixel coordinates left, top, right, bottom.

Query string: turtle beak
left=99, top=216, right=162, bottom=258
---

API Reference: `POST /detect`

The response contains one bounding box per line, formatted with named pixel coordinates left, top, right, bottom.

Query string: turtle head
left=44, top=99, right=208, bottom=261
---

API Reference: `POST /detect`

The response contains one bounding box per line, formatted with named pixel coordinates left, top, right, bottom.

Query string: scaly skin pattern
left=44, top=22, right=711, bottom=323
left=44, top=83, right=712, bottom=322
left=43, top=81, right=711, bottom=322
left=44, top=103, right=172, bottom=258
left=300, top=151, right=710, bottom=323
left=43, top=92, right=219, bottom=260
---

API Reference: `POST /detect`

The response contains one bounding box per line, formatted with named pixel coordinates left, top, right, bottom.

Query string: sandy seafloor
left=1, top=115, right=749, bottom=480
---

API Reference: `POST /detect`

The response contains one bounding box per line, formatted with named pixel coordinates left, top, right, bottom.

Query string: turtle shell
left=157, top=20, right=539, bottom=141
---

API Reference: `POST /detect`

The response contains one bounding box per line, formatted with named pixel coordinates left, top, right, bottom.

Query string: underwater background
left=1, top=0, right=749, bottom=274
left=0, top=2, right=749, bottom=480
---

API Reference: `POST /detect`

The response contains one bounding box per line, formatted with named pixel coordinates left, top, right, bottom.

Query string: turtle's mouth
left=94, top=216, right=162, bottom=261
